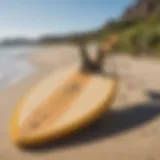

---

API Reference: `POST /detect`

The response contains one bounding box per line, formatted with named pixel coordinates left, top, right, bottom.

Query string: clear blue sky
left=0, top=0, right=134, bottom=39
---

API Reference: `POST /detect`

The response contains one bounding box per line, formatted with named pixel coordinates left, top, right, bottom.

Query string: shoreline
left=0, top=44, right=160, bottom=160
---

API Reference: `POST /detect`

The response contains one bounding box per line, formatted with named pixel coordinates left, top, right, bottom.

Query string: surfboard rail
left=9, top=66, right=118, bottom=147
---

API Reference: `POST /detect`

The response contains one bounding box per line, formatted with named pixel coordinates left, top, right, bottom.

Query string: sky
left=0, top=0, right=135, bottom=40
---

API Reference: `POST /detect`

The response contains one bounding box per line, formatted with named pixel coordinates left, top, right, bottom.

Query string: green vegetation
left=1, top=0, right=159, bottom=57
left=99, top=13, right=160, bottom=56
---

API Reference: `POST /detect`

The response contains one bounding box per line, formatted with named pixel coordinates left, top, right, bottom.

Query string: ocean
left=0, top=45, right=40, bottom=89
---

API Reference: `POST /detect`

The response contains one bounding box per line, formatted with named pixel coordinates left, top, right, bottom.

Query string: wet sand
left=0, top=44, right=160, bottom=160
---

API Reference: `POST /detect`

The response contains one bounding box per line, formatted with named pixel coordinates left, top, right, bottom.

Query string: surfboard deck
left=9, top=64, right=118, bottom=147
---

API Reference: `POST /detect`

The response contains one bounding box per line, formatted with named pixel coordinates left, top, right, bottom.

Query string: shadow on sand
left=21, top=100, right=160, bottom=153
left=146, top=90, right=160, bottom=102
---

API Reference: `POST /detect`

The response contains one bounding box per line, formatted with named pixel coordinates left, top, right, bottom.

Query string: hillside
left=122, top=0, right=160, bottom=21
left=1, top=0, right=160, bottom=55
left=99, top=0, right=160, bottom=56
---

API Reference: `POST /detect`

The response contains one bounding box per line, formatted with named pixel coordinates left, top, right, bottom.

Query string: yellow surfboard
left=9, top=64, right=118, bottom=147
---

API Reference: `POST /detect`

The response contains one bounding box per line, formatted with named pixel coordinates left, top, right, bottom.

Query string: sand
left=0, top=44, right=160, bottom=160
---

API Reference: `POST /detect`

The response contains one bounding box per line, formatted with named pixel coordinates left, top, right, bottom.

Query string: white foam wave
left=0, top=46, right=39, bottom=89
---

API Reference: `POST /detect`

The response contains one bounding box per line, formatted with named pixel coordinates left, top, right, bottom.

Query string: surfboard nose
left=9, top=65, right=118, bottom=147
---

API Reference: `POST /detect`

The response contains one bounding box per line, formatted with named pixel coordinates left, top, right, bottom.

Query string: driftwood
left=78, top=34, right=119, bottom=73
left=79, top=42, right=106, bottom=72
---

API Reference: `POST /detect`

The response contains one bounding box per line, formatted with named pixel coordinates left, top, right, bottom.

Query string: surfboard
left=9, top=64, right=118, bottom=147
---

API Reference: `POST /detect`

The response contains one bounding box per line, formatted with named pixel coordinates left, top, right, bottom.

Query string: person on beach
left=79, top=34, right=119, bottom=72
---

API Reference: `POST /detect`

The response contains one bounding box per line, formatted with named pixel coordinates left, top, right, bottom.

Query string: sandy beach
left=0, top=44, right=160, bottom=160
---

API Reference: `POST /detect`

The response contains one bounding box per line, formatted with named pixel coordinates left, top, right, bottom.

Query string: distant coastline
left=1, top=0, right=160, bottom=56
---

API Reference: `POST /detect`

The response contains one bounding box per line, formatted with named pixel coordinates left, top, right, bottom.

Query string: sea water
left=0, top=45, right=39, bottom=89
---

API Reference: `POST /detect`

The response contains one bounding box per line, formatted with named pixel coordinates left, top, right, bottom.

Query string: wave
left=0, top=46, right=39, bottom=89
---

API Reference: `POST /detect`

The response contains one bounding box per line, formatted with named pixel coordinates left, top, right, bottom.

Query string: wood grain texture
left=21, top=71, right=91, bottom=135
left=9, top=65, right=118, bottom=147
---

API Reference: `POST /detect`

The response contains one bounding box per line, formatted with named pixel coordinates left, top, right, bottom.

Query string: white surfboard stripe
left=50, top=75, right=112, bottom=130
left=20, top=65, right=78, bottom=125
